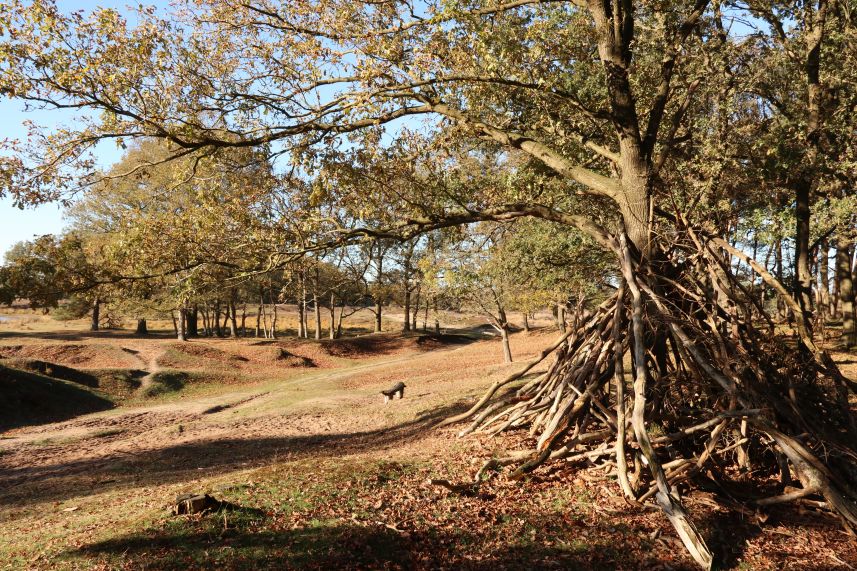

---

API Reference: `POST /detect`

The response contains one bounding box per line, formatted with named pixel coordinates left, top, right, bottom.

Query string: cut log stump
left=172, top=493, right=223, bottom=515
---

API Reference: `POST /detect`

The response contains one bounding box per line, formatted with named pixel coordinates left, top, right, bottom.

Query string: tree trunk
left=522, top=312, right=530, bottom=333
left=832, top=258, right=841, bottom=318
left=336, top=299, right=345, bottom=338
left=261, top=295, right=269, bottom=339
left=818, top=240, right=830, bottom=321
left=187, top=305, right=198, bottom=337
left=775, top=239, right=786, bottom=318
left=213, top=300, right=222, bottom=337
left=329, top=292, right=336, bottom=340
left=374, top=241, right=384, bottom=333
left=314, top=292, right=322, bottom=340
left=135, top=318, right=148, bottom=335
left=403, top=286, right=411, bottom=333
left=228, top=291, right=238, bottom=337
left=240, top=303, right=247, bottom=336
left=794, top=180, right=814, bottom=330
left=499, top=326, right=512, bottom=364
left=201, top=306, right=209, bottom=336
left=792, top=0, right=828, bottom=334
left=836, top=236, right=857, bottom=348
left=177, top=306, right=187, bottom=341
left=270, top=299, right=278, bottom=339
left=411, top=286, right=420, bottom=331
left=170, top=311, right=178, bottom=336
left=90, top=298, right=100, bottom=331
left=298, top=271, right=306, bottom=338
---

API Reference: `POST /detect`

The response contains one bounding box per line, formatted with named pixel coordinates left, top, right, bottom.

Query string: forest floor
left=1, top=309, right=856, bottom=570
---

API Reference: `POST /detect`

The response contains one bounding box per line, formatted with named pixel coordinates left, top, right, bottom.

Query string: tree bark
left=775, top=239, right=786, bottom=318
left=213, top=300, right=222, bottom=337
left=314, top=292, right=322, bottom=340
left=187, top=305, right=198, bottom=337
left=403, top=286, right=411, bottom=333
left=201, top=305, right=209, bottom=337
left=336, top=299, right=346, bottom=338
left=411, top=285, right=420, bottom=331
left=298, top=270, right=306, bottom=338
left=314, top=262, right=322, bottom=340
left=228, top=290, right=238, bottom=338
left=90, top=298, right=100, bottom=331
left=836, top=236, right=857, bottom=348
left=177, top=305, right=187, bottom=341
left=499, top=325, right=513, bottom=364
left=329, top=291, right=336, bottom=340
left=794, top=181, right=814, bottom=329
left=261, top=295, right=269, bottom=339
left=270, top=298, right=278, bottom=339
left=135, top=318, right=148, bottom=335
left=374, top=241, right=384, bottom=333
left=793, top=0, right=829, bottom=334
left=818, top=240, right=830, bottom=321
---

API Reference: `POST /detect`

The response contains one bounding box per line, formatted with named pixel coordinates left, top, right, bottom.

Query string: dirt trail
left=118, top=341, right=165, bottom=395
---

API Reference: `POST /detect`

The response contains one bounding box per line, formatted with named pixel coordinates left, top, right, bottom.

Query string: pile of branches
left=440, top=213, right=857, bottom=569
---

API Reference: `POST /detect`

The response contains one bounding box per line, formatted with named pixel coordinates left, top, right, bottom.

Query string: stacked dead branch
left=439, top=215, right=857, bottom=570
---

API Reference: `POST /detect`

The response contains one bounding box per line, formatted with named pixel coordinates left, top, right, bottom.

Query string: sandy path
left=117, top=341, right=165, bottom=395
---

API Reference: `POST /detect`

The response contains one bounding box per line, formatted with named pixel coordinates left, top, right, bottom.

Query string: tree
left=444, top=226, right=517, bottom=363
left=5, top=1, right=857, bottom=565
left=1, top=234, right=110, bottom=330
left=64, top=139, right=281, bottom=339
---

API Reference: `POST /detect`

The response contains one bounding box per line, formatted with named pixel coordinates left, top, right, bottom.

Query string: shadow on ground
left=69, top=513, right=684, bottom=570
left=0, top=401, right=470, bottom=508
left=0, top=364, right=115, bottom=432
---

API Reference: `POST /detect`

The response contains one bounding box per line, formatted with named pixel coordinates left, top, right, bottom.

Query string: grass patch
left=88, top=369, right=144, bottom=400
left=93, top=428, right=125, bottom=438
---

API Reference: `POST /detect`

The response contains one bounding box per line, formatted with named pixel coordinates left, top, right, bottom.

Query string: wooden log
left=172, top=494, right=222, bottom=515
